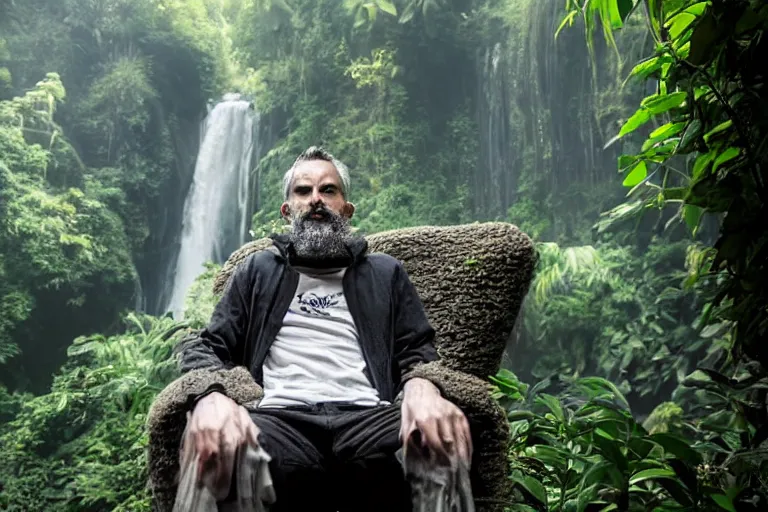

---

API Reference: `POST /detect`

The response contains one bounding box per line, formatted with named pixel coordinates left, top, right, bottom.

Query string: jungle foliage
left=495, top=0, right=768, bottom=509
left=0, top=0, right=233, bottom=389
left=0, top=0, right=765, bottom=510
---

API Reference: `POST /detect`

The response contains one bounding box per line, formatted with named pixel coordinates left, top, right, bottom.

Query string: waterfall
left=166, top=94, right=257, bottom=318
left=476, top=42, right=512, bottom=221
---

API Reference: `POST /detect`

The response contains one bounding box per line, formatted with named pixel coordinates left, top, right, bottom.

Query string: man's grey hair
left=282, top=146, right=351, bottom=200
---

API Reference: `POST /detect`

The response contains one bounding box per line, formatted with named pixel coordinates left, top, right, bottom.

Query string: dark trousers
left=250, top=402, right=411, bottom=512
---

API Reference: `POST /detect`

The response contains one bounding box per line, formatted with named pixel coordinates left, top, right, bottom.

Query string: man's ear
left=342, top=202, right=356, bottom=219
left=280, top=202, right=291, bottom=220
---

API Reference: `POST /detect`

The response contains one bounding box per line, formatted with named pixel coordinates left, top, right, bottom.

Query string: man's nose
left=310, top=190, right=324, bottom=204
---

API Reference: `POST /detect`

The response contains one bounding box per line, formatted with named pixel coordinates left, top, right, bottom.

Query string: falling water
left=476, top=42, right=512, bottom=220
left=166, top=94, right=257, bottom=318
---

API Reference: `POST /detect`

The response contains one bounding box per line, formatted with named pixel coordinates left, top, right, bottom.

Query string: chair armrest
left=146, top=366, right=263, bottom=512
left=405, top=361, right=512, bottom=510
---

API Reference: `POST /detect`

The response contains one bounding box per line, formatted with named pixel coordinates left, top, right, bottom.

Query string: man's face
left=281, top=159, right=355, bottom=261
left=281, top=159, right=352, bottom=220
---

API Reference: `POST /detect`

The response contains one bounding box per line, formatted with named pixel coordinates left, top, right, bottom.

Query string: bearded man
left=178, top=146, right=472, bottom=511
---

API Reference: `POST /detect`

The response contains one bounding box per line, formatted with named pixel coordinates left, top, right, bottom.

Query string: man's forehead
left=292, top=160, right=341, bottom=185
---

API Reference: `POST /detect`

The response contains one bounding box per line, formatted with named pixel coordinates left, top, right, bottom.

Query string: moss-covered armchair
left=147, top=221, right=536, bottom=512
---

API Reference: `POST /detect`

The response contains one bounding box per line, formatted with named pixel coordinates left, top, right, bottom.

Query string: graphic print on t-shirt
left=259, top=267, right=383, bottom=408
left=295, top=291, right=343, bottom=317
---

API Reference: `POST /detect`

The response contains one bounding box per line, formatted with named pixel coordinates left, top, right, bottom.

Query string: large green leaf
left=650, top=122, right=685, bottom=140
left=692, top=150, right=716, bottom=177
left=642, top=122, right=685, bottom=152
left=712, top=147, right=740, bottom=172
left=667, top=12, right=696, bottom=39
left=510, top=473, right=548, bottom=505
left=618, top=154, right=639, bottom=170
left=593, top=430, right=628, bottom=472
left=711, top=494, right=737, bottom=512
left=659, top=477, right=694, bottom=506
left=645, top=0, right=661, bottom=38
left=605, top=0, right=625, bottom=29
left=398, top=0, right=417, bottom=23
left=642, top=91, right=687, bottom=115
left=508, top=410, right=536, bottom=421
left=629, top=56, right=663, bottom=80
left=619, top=107, right=653, bottom=137
left=530, top=445, right=577, bottom=470
left=703, top=120, right=733, bottom=144
left=679, top=119, right=702, bottom=149
left=683, top=204, right=703, bottom=235
left=577, top=377, right=631, bottom=410
left=536, top=393, right=565, bottom=422
left=623, top=161, right=648, bottom=187
left=375, top=0, right=397, bottom=16
left=628, top=467, right=676, bottom=485
left=617, top=0, right=634, bottom=21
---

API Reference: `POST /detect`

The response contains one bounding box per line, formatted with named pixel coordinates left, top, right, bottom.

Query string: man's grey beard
left=288, top=206, right=352, bottom=263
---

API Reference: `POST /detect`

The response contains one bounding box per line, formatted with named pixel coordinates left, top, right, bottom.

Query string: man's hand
left=399, top=378, right=472, bottom=466
left=184, top=391, right=260, bottom=496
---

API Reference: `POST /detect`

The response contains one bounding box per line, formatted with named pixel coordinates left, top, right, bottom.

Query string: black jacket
left=179, top=233, right=439, bottom=404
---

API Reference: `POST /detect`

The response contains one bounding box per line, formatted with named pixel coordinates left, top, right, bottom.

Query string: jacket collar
left=269, top=232, right=368, bottom=269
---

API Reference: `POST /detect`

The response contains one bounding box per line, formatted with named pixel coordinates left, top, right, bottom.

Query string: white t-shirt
left=258, top=266, right=383, bottom=408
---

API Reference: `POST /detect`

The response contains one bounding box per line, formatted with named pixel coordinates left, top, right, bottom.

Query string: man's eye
left=294, top=187, right=311, bottom=195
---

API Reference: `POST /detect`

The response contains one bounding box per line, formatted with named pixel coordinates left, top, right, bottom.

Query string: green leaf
left=365, top=3, right=378, bottom=23
left=510, top=474, right=548, bottom=505
left=375, top=0, right=397, bottom=16
left=647, top=0, right=661, bottom=38
left=508, top=410, right=536, bottom=421
left=536, top=393, right=565, bottom=422
left=629, top=468, right=676, bottom=485
left=579, top=460, right=614, bottom=489
left=623, top=161, right=648, bottom=187
left=530, top=445, right=573, bottom=470
left=556, top=10, right=579, bottom=39
left=711, top=494, right=736, bottom=512
left=56, top=393, right=68, bottom=412
left=725, top=486, right=743, bottom=502
left=606, top=0, right=625, bottom=29
left=712, top=147, right=740, bottom=172
left=619, top=107, right=653, bottom=137
left=399, top=1, right=416, bottom=23
left=683, top=204, right=703, bottom=235
left=650, top=122, right=685, bottom=140
left=679, top=119, right=702, bottom=149
left=642, top=122, right=685, bottom=152
left=692, top=150, right=716, bottom=177
left=577, top=377, right=631, bottom=410
left=703, top=120, right=733, bottom=144
left=659, top=478, right=694, bottom=506
left=650, top=433, right=703, bottom=465
left=617, top=0, right=634, bottom=21
left=629, top=56, right=661, bottom=80
left=508, top=505, right=539, bottom=512
left=354, top=7, right=368, bottom=27
left=593, top=431, right=628, bottom=472
left=643, top=91, right=687, bottom=115
left=684, top=1, right=709, bottom=17
left=666, top=12, right=696, bottom=39
left=618, top=154, right=638, bottom=169
left=576, top=483, right=600, bottom=512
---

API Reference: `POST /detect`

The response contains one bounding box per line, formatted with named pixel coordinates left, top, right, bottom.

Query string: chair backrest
left=214, top=222, right=536, bottom=379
